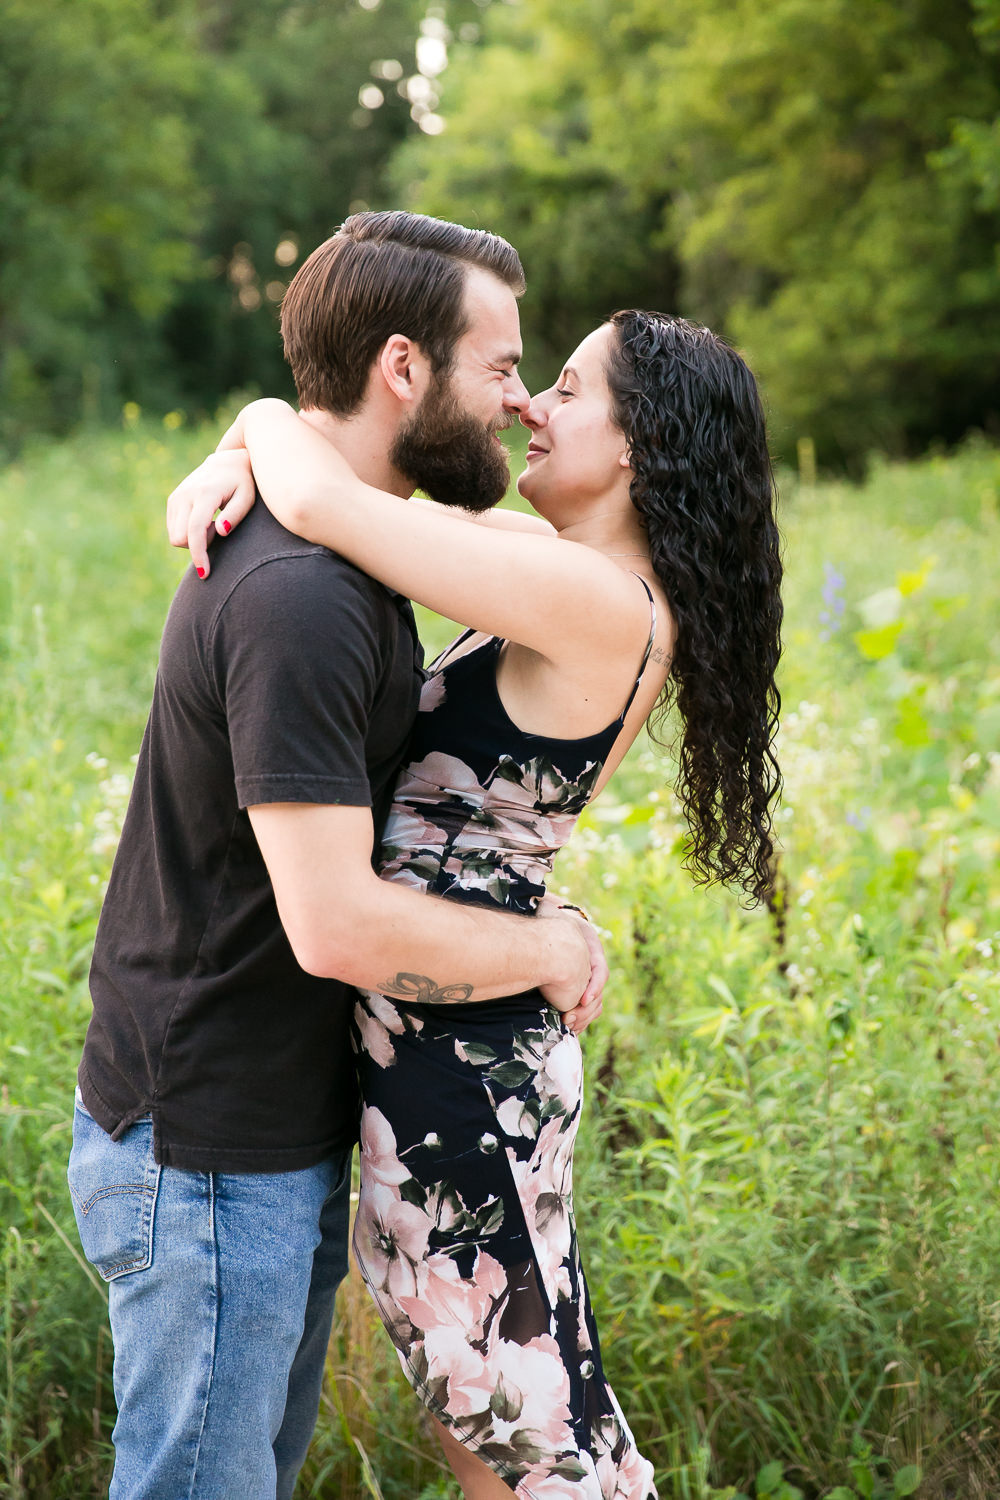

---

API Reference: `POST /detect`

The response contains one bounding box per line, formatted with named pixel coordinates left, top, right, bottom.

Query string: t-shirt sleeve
left=208, top=553, right=387, bottom=809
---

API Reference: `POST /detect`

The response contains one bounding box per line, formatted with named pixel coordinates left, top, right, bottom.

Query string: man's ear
left=377, top=335, right=432, bottom=408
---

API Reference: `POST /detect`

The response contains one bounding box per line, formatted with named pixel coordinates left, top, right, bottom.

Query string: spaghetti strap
left=428, top=625, right=479, bottom=672
left=618, top=573, right=658, bottom=722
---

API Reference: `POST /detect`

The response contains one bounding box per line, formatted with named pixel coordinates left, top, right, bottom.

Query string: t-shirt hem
left=235, top=774, right=373, bottom=810
left=78, top=1063, right=358, bottom=1174
left=77, top=1063, right=147, bottom=1142
left=153, top=1131, right=357, bottom=1174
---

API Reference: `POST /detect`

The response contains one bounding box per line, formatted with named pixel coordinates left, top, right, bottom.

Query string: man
left=69, top=212, right=602, bottom=1500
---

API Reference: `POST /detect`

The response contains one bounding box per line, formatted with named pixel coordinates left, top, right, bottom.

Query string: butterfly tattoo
left=378, top=972, right=474, bottom=1004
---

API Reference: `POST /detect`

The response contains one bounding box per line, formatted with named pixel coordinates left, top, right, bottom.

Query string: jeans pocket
left=67, top=1100, right=161, bottom=1281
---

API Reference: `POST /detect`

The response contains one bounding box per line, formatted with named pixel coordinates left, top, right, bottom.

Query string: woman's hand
left=166, top=448, right=257, bottom=579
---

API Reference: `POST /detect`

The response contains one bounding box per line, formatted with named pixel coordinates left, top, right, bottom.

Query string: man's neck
left=298, top=407, right=412, bottom=498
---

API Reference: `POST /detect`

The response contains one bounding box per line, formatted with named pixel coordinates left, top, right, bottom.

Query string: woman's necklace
left=606, top=552, right=648, bottom=558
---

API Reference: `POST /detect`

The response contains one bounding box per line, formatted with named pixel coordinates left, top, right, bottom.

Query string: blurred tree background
left=1, top=0, right=998, bottom=462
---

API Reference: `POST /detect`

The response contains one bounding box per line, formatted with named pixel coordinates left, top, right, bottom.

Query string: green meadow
left=1, top=421, right=999, bottom=1499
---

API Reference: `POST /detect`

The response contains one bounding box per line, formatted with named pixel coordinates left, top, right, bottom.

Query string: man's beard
left=389, top=376, right=512, bottom=513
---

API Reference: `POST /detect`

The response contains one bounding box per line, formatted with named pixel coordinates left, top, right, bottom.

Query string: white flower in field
left=964, top=752, right=982, bottom=770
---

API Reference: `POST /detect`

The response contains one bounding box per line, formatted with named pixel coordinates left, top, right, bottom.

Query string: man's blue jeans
left=68, top=1089, right=352, bottom=1500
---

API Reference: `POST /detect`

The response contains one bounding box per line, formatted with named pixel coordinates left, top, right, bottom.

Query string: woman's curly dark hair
left=604, top=310, right=783, bottom=903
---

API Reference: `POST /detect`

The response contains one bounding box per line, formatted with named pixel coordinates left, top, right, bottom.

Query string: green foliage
left=0, top=0, right=491, bottom=447
left=399, top=0, right=1000, bottom=465
left=3, top=1, right=999, bottom=466
left=3, top=428, right=1000, bottom=1495
left=157, top=0, right=452, bottom=412
left=939, top=0, right=1000, bottom=211
left=557, top=438, right=1000, bottom=1495
left=391, top=0, right=681, bottom=384
left=0, top=0, right=202, bottom=442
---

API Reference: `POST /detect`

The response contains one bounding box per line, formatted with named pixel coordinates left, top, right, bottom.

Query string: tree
left=396, top=0, right=1000, bottom=465
left=0, top=0, right=202, bottom=442
left=0, top=0, right=496, bottom=444
left=161, top=0, right=439, bottom=408
left=390, top=0, right=681, bottom=384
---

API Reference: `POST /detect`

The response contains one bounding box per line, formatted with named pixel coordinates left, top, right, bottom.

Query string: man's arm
left=211, top=555, right=604, bottom=1026
left=248, top=802, right=601, bottom=1021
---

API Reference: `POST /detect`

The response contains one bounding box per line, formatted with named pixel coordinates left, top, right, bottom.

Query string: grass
left=1, top=414, right=998, bottom=1498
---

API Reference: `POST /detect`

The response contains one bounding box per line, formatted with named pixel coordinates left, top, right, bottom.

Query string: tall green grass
left=1, top=419, right=998, bottom=1498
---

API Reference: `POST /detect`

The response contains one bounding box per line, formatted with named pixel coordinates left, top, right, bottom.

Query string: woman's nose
left=519, top=392, right=550, bottom=430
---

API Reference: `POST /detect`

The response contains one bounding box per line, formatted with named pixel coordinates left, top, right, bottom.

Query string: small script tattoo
left=378, top=971, right=474, bottom=1004
left=650, top=645, right=668, bottom=666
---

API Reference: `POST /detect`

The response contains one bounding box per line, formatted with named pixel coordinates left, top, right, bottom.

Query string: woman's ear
left=377, top=335, right=432, bottom=408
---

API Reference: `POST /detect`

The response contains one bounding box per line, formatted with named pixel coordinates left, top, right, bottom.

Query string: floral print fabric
left=353, top=628, right=657, bottom=1499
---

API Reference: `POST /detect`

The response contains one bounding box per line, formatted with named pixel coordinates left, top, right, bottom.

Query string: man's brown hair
left=280, top=211, right=526, bottom=414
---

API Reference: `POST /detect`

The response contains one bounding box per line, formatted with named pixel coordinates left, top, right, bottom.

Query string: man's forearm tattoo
left=378, top=971, right=474, bottom=1004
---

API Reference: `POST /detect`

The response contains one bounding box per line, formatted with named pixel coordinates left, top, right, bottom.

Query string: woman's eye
left=555, top=387, right=573, bottom=398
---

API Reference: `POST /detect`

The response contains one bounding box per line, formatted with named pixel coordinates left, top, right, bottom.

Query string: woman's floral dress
left=353, top=594, right=658, bottom=1500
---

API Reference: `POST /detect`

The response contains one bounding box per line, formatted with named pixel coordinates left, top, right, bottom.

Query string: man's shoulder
left=171, top=510, right=397, bottom=640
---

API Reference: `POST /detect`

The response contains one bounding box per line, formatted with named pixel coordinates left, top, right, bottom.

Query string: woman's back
left=377, top=581, right=657, bottom=915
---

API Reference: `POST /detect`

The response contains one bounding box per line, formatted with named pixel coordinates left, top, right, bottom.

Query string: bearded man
left=68, top=212, right=600, bottom=1500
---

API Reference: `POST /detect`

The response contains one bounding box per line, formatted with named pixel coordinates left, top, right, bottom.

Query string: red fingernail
left=221, top=520, right=231, bottom=534
left=196, top=567, right=206, bottom=578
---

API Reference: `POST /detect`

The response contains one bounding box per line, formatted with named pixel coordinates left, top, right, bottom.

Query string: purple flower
left=845, top=806, right=872, bottom=831
left=819, top=560, right=846, bottom=639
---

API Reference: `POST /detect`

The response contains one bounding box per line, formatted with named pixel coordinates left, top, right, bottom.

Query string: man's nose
left=503, top=371, right=530, bottom=416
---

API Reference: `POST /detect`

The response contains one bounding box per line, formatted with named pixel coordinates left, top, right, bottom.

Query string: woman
left=168, top=311, right=782, bottom=1499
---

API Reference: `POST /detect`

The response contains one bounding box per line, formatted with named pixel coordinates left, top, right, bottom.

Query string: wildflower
left=819, top=561, right=846, bottom=639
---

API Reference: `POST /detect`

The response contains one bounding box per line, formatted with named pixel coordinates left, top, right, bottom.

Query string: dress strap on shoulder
left=618, top=574, right=658, bottom=722
left=428, top=626, right=479, bottom=673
